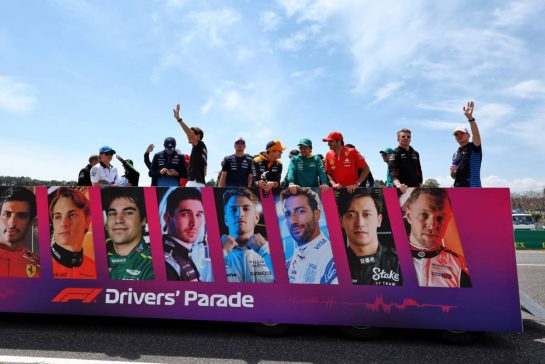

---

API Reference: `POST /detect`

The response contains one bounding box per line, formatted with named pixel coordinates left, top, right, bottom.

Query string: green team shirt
left=107, top=239, right=154, bottom=280
left=287, top=154, right=328, bottom=187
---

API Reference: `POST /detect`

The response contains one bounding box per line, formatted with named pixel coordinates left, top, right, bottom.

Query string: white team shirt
left=90, top=163, right=119, bottom=185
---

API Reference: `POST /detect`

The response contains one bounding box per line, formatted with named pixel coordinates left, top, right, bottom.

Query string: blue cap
left=380, top=147, right=394, bottom=154
left=99, top=146, right=116, bottom=154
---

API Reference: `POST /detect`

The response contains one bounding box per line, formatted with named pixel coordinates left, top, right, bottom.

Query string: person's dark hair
left=405, top=188, right=448, bottom=211
left=101, top=187, right=146, bottom=222
left=397, top=128, right=412, bottom=138
left=165, top=187, right=202, bottom=216
left=0, top=187, right=36, bottom=219
left=89, top=154, right=99, bottom=164
left=222, top=188, right=259, bottom=209
left=280, top=186, right=320, bottom=212
left=191, top=127, right=204, bottom=140
left=345, top=143, right=355, bottom=148
left=289, top=149, right=300, bottom=159
left=49, top=187, right=90, bottom=219
left=337, top=189, right=382, bottom=216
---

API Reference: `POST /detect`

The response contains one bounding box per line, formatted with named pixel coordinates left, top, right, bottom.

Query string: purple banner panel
left=0, top=186, right=521, bottom=333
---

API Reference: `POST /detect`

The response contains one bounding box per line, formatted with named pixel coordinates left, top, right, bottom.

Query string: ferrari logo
left=26, top=264, right=37, bottom=278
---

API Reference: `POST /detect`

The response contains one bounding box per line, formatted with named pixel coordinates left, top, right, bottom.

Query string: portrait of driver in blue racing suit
left=221, top=188, right=274, bottom=283
left=280, top=186, right=337, bottom=284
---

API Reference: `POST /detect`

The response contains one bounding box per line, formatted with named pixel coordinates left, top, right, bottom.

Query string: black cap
left=164, top=137, right=176, bottom=151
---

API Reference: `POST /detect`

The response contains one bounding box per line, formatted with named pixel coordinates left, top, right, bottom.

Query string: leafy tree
left=423, top=178, right=440, bottom=187
left=0, top=176, right=75, bottom=187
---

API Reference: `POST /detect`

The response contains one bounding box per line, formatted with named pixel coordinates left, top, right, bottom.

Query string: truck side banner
left=0, top=186, right=521, bottom=332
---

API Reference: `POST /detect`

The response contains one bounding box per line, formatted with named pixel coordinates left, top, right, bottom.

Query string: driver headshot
left=338, top=189, right=402, bottom=286
left=162, top=187, right=207, bottom=281
left=0, top=187, right=40, bottom=278
left=49, top=187, right=96, bottom=279
left=102, top=188, right=154, bottom=280
left=280, top=186, right=337, bottom=284
left=221, top=188, right=274, bottom=283
left=405, top=188, right=471, bottom=288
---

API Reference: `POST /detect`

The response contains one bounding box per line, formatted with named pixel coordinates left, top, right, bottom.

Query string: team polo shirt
left=222, top=154, right=253, bottom=187
left=90, top=162, right=119, bottom=185
left=325, top=147, right=368, bottom=186
left=287, top=154, right=328, bottom=187
left=452, top=142, right=482, bottom=187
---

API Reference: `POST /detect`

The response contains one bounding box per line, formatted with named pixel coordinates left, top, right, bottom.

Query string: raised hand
left=173, top=104, right=181, bottom=121
left=463, top=101, right=474, bottom=120
left=221, top=234, right=238, bottom=255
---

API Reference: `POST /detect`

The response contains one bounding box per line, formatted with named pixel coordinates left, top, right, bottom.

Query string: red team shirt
left=0, top=245, right=40, bottom=278
left=325, top=146, right=368, bottom=186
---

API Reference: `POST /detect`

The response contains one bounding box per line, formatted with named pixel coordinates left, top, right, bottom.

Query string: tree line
left=0, top=176, right=76, bottom=187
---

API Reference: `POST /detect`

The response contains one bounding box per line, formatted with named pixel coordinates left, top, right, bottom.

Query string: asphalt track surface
left=0, top=251, right=544, bottom=364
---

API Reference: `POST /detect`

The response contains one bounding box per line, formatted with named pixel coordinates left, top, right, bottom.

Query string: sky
left=1, top=0, right=545, bottom=192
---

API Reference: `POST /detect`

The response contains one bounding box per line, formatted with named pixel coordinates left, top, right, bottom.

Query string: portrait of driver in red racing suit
left=0, top=187, right=40, bottom=278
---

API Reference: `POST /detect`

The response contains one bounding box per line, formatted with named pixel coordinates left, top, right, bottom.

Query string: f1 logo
left=52, top=288, right=103, bottom=303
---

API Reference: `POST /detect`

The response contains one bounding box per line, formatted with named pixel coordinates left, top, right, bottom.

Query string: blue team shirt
left=222, top=154, right=253, bottom=187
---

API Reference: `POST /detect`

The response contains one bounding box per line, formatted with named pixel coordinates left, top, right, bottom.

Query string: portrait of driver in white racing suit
left=280, top=186, right=337, bottom=284
left=405, top=188, right=471, bottom=288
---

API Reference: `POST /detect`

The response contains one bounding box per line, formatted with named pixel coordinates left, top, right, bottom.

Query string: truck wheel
left=250, top=323, right=291, bottom=337
left=338, top=326, right=385, bottom=340
left=435, top=330, right=482, bottom=345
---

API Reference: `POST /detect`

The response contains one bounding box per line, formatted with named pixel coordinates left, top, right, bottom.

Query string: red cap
left=322, top=131, right=344, bottom=142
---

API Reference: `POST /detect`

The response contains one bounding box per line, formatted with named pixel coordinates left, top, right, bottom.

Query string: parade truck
left=0, top=186, right=524, bottom=343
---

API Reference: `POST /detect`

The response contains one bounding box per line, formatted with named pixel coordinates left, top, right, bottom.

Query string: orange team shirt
left=0, top=244, right=41, bottom=278
left=52, top=255, right=97, bottom=279
left=325, top=146, right=368, bottom=186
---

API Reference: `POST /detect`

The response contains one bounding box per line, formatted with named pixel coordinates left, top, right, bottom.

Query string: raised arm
left=144, top=144, right=154, bottom=169
left=173, top=104, right=199, bottom=146
left=463, top=101, right=481, bottom=147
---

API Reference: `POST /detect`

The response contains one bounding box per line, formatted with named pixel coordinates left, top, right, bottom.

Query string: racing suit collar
left=51, top=242, right=84, bottom=268
left=410, top=246, right=442, bottom=259
left=165, top=234, right=193, bottom=251
left=348, top=243, right=382, bottom=265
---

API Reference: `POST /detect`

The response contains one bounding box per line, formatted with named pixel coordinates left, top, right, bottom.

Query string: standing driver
left=451, top=101, right=482, bottom=187
left=173, top=104, right=207, bottom=187
left=149, top=137, right=187, bottom=187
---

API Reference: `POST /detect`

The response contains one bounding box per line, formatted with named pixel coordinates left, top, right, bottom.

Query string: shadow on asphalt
left=0, top=313, right=544, bottom=363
